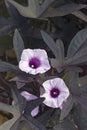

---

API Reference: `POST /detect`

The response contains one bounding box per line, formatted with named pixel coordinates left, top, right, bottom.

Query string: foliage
left=0, top=0, right=87, bottom=130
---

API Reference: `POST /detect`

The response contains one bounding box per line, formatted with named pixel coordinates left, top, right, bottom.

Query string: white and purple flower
left=21, top=91, right=39, bottom=117
left=19, top=49, right=51, bottom=75
left=40, top=78, right=70, bottom=109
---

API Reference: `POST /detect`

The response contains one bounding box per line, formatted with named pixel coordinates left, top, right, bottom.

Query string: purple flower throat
left=29, top=57, right=41, bottom=69
left=50, top=87, right=60, bottom=98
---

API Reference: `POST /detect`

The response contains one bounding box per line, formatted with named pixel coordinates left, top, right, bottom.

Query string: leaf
left=10, top=85, right=26, bottom=111
left=13, top=29, right=25, bottom=62
left=0, top=103, right=20, bottom=130
left=28, top=0, right=39, bottom=17
left=24, top=98, right=46, bottom=130
left=42, top=3, right=86, bottom=17
left=68, top=43, right=87, bottom=65
left=72, top=10, right=87, bottom=23
left=22, top=116, right=46, bottom=130
left=67, top=71, right=79, bottom=95
left=80, top=85, right=87, bottom=94
left=37, top=109, right=53, bottom=125
left=54, top=119, right=77, bottom=130
left=6, top=0, right=54, bottom=18
left=65, top=66, right=83, bottom=73
left=50, top=58, right=59, bottom=68
left=24, top=98, right=45, bottom=116
left=67, top=28, right=87, bottom=57
left=0, top=17, right=15, bottom=37
left=0, top=89, right=45, bottom=130
left=56, top=39, right=64, bottom=61
left=17, top=118, right=35, bottom=130
left=75, top=96, right=87, bottom=110
left=41, top=30, right=65, bottom=70
left=9, top=74, right=33, bottom=83
left=73, top=52, right=87, bottom=65
left=24, top=115, right=46, bottom=130
left=72, top=104, right=87, bottom=130
left=41, top=30, right=58, bottom=58
left=0, top=61, right=19, bottom=72
left=16, top=81, right=25, bottom=89
left=38, top=0, right=54, bottom=17
left=0, top=83, right=28, bottom=130
left=5, top=0, right=34, bottom=18
left=5, top=0, right=28, bottom=26
left=0, top=17, right=12, bottom=26
left=0, top=1, right=29, bottom=37
left=60, top=95, right=74, bottom=120
left=65, top=48, right=87, bottom=66
left=50, top=58, right=63, bottom=72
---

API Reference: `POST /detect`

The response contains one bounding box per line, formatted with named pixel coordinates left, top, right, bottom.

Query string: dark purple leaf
left=60, top=95, right=74, bottom=120
left=24, top=98, right=45, bottom=116
left=24, top=115, right=46, bottom=130
left=42, top=3, right=86, bottom=17
left=66, top=71, right=79, bottom=95
left=13, top=29, right=25, bottom=62
left=75, top=96, right=87, bottom=110
left=0, top=61, right=19, bottom=72
left=17, top=117, right=39, bottom=130
left=9, top=74, right=33, bottom=83
left=41, top=30, right=58, bottom=58
left=5, top=0, right=28, bottom=29
left=56, top=39, right=64, bottom=61
left=37, top=109, right=53, bottom=125
left=66, top=44, right=87, bottom=66
left=67, top=28, right=87, bottom=58
left=54, top=119, right=77, bottom=130
left=65, top=66, right=83, bottom=73
left=24, top=98, right=46, bottom=130
left=6, top=0, right=54, bottom=18
left=78, top=85, right=87, bottom=94
left=0, top=17, right=12, bottom=26
left=72, top=104, right=87, bottom=130
left=0, top=20, right=15, bottom=36
left=10, top=85, right=26, bottom=111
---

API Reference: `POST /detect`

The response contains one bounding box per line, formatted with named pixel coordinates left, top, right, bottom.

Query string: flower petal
left=21, top=91, right=37, bottom=100
left=40, top=78, right=70, bottom=109
left=21, top=49, right=34, bottom=61
left=31, top=106, right=39, bottom=117
left=21, top=91, right=39, bottom=117
left=19, top=60, right=29, bottom=73
left=19, top=48, right=51, bottom=75
left=33, top=49, right=48, bottom=59
left=41, top=93, right=59, bottom=108
left=42, top=80, right=52, bottom=91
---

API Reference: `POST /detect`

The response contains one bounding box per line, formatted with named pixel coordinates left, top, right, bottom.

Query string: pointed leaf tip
left=13, top=29, right=24, bottom=62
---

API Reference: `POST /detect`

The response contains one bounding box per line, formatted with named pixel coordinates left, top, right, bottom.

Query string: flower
left=19, top=49, right=51, bottom=75
left=21, top=91, right=39, bottom=117
left=40, top=78, right=70, bottom=109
